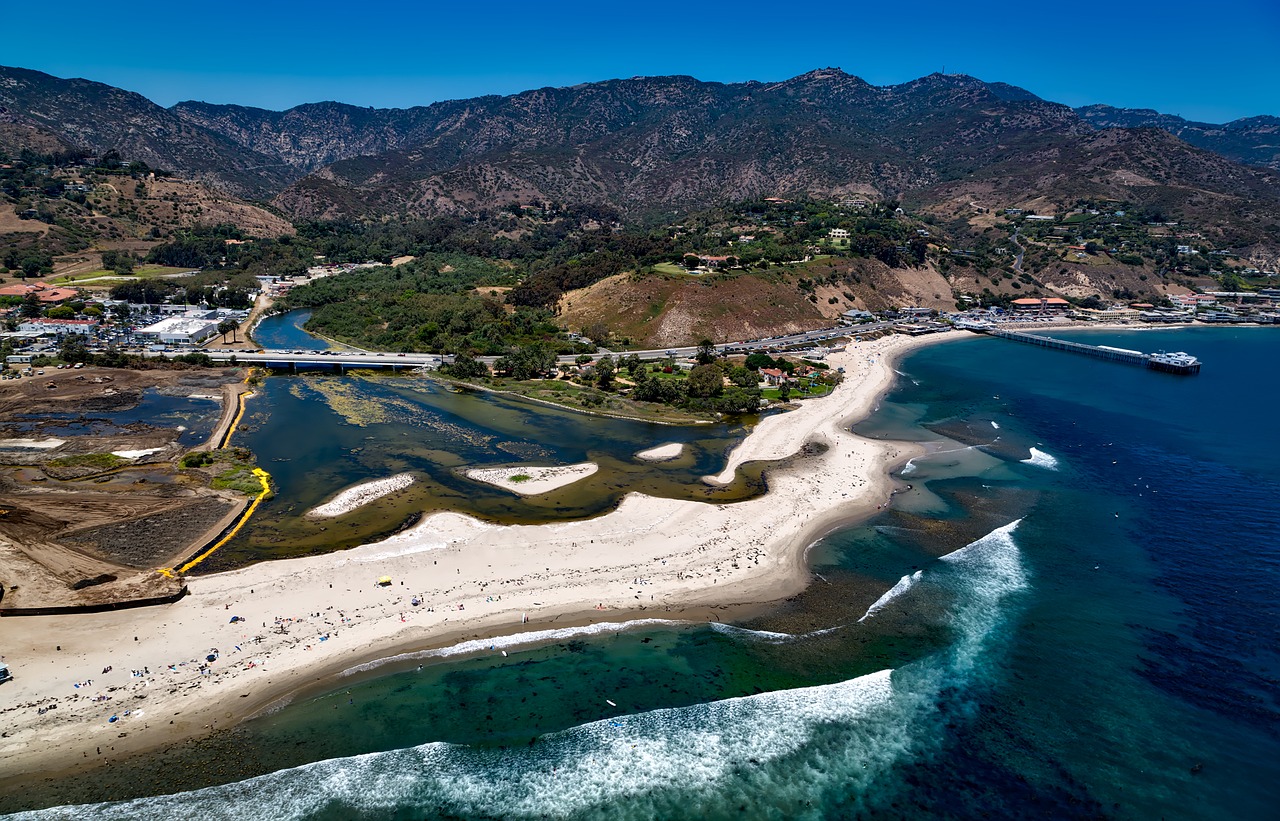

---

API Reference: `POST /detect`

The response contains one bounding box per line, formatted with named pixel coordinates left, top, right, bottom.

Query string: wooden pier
left=984, top=329, right=1201, bottom=374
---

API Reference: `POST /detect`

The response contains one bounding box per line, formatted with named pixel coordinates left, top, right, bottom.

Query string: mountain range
left=2, top=64, right=1278, bottom=251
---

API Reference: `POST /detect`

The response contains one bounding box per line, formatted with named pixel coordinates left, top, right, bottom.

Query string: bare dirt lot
left=0, top=367, right=250, bottom=610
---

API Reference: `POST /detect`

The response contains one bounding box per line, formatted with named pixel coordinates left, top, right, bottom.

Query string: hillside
left=3, top=65, right=1278, bottom=259
left=0, top=155, right=292, bottom=279
left=556, top=256, right=956, bottom=348
left=269, top=70, right=1095, bottom=220
left=0, top=66, right=293, bottom=198
left=1076, top=105, right=1280, bottom=170
left=169, top=100, right=439, bottom=174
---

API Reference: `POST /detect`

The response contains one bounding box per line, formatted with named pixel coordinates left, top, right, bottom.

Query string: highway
left=172, top=322, right=892, bottom=369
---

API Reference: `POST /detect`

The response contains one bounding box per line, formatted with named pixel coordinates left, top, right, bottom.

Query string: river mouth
left=199, top=369, right=771, bottom=571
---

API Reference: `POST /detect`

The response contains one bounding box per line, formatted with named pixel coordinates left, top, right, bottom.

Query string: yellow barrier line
left=173, top=467, right=272, bottom=574
left=217, top=373, right=256, bottom=449
left=160, top=368, right=268, bottom=577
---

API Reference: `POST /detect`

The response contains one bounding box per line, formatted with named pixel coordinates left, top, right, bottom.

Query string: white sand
left=307, top=473, right=416, bottom=518
left=465, top=463, right=598, bottom=495
left=111, top=447, right=166, bottom=459
left=0, top=438, right=65, bottom=450
left=0, top=331, right=965, bottom=780
left=636, top=442, right=683, bottom=461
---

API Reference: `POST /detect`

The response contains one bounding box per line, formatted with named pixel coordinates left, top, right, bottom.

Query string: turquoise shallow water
left=8, top=327, right=1279, bottom=819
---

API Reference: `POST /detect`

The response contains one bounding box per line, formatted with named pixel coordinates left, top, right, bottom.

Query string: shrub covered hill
left=1, top=64, right=1277, bottom=330
left=3, top=67, right=1278, bottom=242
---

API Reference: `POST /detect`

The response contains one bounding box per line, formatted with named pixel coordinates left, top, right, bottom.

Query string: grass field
left=761, top=381, right=833, bottom=401
left=49, top=266, right=194, bottom=286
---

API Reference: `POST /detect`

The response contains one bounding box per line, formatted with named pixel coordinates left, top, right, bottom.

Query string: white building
left=18, top=319, right=99, bottom=337
left=136, top=315, right=221, bottom=344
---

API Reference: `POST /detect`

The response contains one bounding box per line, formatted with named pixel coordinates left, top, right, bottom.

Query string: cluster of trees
left=100, top=249, right=135, bottom=275
left=280, top=255, right=585, bottom=355
left=108, top=269, right=257, bottom=309
left=628, top=359, right=763, bottom=414
left=2, top=248, right=55, bottom=278
left=48, top=336, right=212, bottom=369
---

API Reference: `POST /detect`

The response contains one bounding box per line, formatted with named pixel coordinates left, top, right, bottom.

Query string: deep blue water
left=12, top=327, right=1279, bottom=819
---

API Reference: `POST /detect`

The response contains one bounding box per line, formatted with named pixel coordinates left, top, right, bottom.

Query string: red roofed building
left=1011, top=297, right=1071, bottom=314
left=0, top=282, right=79, bottom=304
left=759, top=367, right=789, bottom=386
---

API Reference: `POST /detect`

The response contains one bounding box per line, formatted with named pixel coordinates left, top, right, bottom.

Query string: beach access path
left=0, top=330, right=963, bottom=786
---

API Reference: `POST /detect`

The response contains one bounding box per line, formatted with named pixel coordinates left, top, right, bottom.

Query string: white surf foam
left=708, top=622, right=796, bottom=643
left=1021, top=447, right=1060, bottom=470
left=22, top=521, right=1033, bottom=821
left=26, top=669, right=902, bottom=821
left=858, top=570, right=924, bottom=622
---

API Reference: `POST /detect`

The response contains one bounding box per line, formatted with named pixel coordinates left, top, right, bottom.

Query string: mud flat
left=0, top=366, right=250, bottom=610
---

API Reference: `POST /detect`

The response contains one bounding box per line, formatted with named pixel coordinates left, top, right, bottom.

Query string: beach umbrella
left=206, top=654, right=217, bottom=662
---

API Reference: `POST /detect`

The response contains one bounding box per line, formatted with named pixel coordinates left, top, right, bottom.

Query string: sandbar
left=636, top=442, right=683, bottom=461
left=0, top=330, right=965, bottom=790
left=307, top=473, right=416, bottom=518
left=465, top=462, right=598, bottom=495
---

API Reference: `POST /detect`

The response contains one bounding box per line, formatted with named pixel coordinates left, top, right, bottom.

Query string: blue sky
left=6, top=0, right=1278, bottom=122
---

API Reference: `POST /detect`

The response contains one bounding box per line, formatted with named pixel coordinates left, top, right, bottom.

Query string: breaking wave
left=21, top=521, right=1029, bottom=821
left=1021, top=447, right=1060, bottom=470
left=858, top=570, right=924, bottom=622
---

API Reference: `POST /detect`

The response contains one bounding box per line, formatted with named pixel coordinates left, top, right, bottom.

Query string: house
left=1025, top=215, right=1055, bottom=222
left=697, top=255, right=732, bottom=269
left=758, top=368, right=789, bottom=386
left=828, top=228, right=850, bottom=240
left=840, top=309, right=873, bottom=323
left=0, top=283, right=79, bottom=304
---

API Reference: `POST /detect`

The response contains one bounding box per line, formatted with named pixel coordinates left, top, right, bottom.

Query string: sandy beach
left=464, top=463, right=598, bottom=495
left=0, top=330, right=964, bottom=786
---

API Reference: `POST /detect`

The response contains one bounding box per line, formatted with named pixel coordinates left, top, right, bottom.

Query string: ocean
left=9, top=326, right=1278, bottom=819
